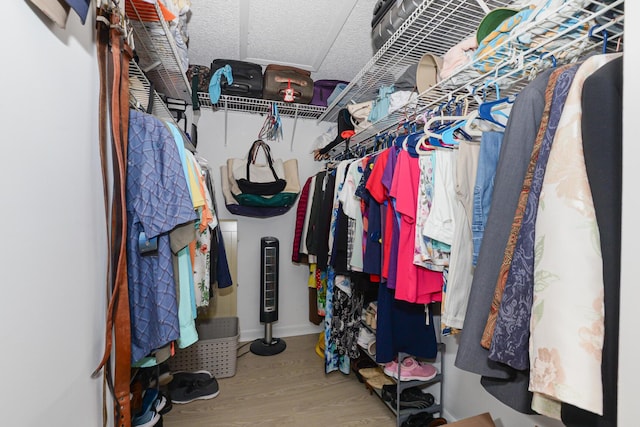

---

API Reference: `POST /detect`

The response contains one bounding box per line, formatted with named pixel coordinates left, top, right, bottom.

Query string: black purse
left=234, top=140, right=287, bottom=196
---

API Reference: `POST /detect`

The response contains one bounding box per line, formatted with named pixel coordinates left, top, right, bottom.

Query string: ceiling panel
left=186, top=0, right=377, bottom=82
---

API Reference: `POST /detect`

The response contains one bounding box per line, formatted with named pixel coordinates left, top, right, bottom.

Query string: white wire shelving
left=324, top=0, right=624, bottom=158
left=124, top=0, right=192, bottom=103
left=318, top=0, right=515, bottom=124
left=129, top=60, right=176, bottom=123
left=196, top=93, right=327, bottom=120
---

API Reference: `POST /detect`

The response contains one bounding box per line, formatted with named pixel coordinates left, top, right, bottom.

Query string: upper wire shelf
left=129, top=60, right=176, bottom=123
left=318, top=0, right=515, bottom=123
left=197, top=93, right=327, bottom=120
left=124, top=0, right=192, bottom=103
left=326, top=0, right=624, bottom=158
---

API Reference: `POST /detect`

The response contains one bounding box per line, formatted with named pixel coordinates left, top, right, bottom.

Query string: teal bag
left=233, top=192, right=299, bottom=208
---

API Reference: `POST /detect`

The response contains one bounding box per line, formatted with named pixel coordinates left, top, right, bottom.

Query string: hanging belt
left=94, top=6, right=133, bottom=427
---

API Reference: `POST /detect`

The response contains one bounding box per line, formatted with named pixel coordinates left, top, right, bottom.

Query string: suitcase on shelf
left=263, top=64, right=314, bottom=104
left=186, top=64, right=212, bottom=93
left=371, top=0, right=421, bottom=51
left=371, top=0, right=396, bottom=28
left=210, top=59, right=264, bottom=99
left=311, top=79, right=349, bottom=107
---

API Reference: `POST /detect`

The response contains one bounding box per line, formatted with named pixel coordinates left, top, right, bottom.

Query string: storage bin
left=168, top=316, right=239, bottom=378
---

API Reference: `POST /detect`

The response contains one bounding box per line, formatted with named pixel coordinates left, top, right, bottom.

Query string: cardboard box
left=447, top=413, right=496, bottom=427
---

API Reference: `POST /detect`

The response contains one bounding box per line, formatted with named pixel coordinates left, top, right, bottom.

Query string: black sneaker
left=169, top=370, right=213, bottom=390
left=170, top=377, right=220, bottom=404
left=399, top=387, right=435, bottom=409
left=381, top=384, right=435, bottom=409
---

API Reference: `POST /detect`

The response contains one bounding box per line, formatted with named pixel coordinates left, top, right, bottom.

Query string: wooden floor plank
left=163, top=334, right=396, bottom=426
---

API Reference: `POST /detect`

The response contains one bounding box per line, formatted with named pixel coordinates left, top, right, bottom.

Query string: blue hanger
left=477, top=82, right=514, bottom=129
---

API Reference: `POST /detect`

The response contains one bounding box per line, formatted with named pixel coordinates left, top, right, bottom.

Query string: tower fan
left=250, top=237, right=286, bottom=356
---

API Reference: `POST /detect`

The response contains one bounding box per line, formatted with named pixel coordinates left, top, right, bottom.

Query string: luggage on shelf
left=210, top=59, right=264, bottom=99
left=263, top=64, right=314, bottom=104
left=371, top=0, right=421, bottom=51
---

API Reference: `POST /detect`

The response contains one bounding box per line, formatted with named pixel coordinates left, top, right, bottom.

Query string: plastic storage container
left=168, top=316, right=239, bottom=378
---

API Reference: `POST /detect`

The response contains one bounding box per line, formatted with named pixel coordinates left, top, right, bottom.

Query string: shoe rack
left=358, top=316, right=446, bottom=427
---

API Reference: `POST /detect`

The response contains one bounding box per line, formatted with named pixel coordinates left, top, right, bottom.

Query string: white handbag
left=231, top=140, right=286, bottom=185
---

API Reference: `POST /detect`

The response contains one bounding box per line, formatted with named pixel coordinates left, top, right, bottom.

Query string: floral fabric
left=530, top=53, right=621, bottom=418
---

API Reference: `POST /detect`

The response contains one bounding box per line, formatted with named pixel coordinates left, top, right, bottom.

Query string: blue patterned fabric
left=488, top=65, right=579, bottom=369
left=127, top=110, right=197, bottom=363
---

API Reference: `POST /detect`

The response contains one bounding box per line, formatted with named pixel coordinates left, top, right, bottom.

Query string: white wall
left=1, top=3, right=105, bottom=427
left=195, top=109, right=326, bottom=341
left=618, top=2, right=638, bottom=426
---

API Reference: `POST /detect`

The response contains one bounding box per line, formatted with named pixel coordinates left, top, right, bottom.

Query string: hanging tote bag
left=231, top=140, right=287, bottom=195
left=233, top=159, right=301, bottom=208
left=221, top=165, right=291, bottom=218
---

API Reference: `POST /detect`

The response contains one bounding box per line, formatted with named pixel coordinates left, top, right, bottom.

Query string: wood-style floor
left=163, top=333, right=396, bottom=426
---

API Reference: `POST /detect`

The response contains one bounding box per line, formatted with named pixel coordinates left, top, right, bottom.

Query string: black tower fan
left=250, top=237, right=286, bottom=356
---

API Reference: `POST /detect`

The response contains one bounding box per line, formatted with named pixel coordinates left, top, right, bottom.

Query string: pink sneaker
left=383, top=360, right=398, bottom=378
left=397, top=357, right=438, bottom=381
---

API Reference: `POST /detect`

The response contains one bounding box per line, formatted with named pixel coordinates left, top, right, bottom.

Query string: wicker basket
left=168, top=316, right=239, bottom=378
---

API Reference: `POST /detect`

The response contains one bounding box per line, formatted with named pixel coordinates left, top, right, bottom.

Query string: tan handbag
left=347, top=100, right=374, bottom=133
left=347, top=100, right=373, bottom=121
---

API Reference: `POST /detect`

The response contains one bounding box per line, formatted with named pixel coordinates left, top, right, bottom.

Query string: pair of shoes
left=381, top=384, right=435, bottom=409
left=401, top=413, right=447, bottom=427
left=384, top=357, right=438, bottom=381
left=132, top=389, right=163, bottom=427
left=155, top=391, right=172, bottom=415
left=358, top=366, right=394, bottom=390
left=357, top=328, right=376, bottom=355
left=169, top=371, right=220, bottom=404
left=351, top=355, right=379, bottom=383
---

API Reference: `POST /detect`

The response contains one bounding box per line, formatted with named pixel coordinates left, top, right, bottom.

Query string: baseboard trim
left=239, top=324, right=324, bottom=343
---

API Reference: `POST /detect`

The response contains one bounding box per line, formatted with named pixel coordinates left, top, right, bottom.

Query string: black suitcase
left=210, top=59, right=264, bottom=99
left=371, top=0, right=395, bottom=28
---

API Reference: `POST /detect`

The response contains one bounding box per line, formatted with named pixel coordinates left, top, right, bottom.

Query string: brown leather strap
left=94, top=6, right=133, bottom=427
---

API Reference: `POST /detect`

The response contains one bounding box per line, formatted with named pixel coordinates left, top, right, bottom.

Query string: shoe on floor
left=171, top=376, right=220, bottom=404
left=169, top=370, right=213, bottom=391
left=132, top=389, right=162, bottom=427
left=132, top=409, right=161, bottom=427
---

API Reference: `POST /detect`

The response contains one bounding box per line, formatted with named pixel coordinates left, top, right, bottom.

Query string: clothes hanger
left=477, top=82, right=515, bottom=129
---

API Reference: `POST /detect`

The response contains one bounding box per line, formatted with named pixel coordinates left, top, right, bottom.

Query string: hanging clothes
left=455, top=68, right=554, bottom=414
left=126, top=109, right=197, bottom=364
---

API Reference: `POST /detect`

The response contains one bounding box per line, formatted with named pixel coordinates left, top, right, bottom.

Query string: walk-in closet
left=4, top=1, right=637, bottom=426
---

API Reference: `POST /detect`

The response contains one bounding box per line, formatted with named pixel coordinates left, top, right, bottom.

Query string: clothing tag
left=138, top=231, right=158, bottom=254
left=425, top=304, right=430, bottom=326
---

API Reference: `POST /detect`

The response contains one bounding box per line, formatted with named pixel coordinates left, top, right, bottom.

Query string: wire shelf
left=197, top=93, right=327, bottom=120
left=129, top=60, right=176, bottom=123
left=318, top=0, right=514, bottom=123
left=325, top=0, right=624, bottom=158
left=125, top=0, right=192, bottom=103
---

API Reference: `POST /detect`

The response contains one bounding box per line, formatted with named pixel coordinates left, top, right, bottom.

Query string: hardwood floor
left=163, top=333, right=396, bottom=426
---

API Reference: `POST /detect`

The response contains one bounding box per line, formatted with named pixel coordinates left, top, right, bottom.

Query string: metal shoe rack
left=359, top=321, right=446, bottom=426
left=319, top=0, right=625, bottom=159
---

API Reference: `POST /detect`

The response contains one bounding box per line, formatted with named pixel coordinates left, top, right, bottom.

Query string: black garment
left=306, top=171, right=326, bottom=257
left=561, top=55, right=622, bottom=427
left=316, top=172, right=336, bottom=270
left=331, top=205, right=350, bottom=274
